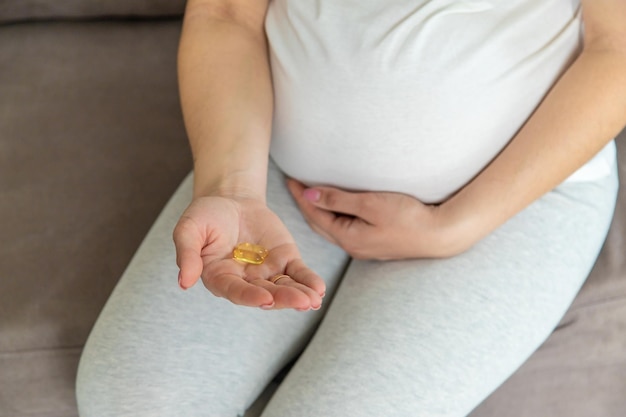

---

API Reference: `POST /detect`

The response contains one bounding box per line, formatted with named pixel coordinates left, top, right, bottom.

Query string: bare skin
left=174, top=0, right=626, bottom=309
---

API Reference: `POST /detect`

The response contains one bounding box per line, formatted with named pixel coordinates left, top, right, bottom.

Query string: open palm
left=173, top=196, right=325, bottom=310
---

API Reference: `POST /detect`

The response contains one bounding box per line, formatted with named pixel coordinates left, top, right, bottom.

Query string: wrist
left=192, top=166, right=267, bottom=202
left=433, top=200, right=482, bottom=257
left=190, top=136, right=270, bottom=200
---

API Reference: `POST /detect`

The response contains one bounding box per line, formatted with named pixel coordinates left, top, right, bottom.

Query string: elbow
left=583, top=19, right=626, bottom=55
left=584, top=34, right=626, bottom=56
left=182, top=1, right=268, bottom=37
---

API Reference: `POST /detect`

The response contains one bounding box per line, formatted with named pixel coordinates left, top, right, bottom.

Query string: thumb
left=172, top=217, right=205, bottom=290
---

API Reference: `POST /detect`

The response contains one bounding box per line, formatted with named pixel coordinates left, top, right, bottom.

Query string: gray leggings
left=76, top=160, right=618, bottom=417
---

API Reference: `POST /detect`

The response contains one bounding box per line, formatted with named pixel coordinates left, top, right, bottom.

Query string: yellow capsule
left=232, top=242, right=269, bottom=265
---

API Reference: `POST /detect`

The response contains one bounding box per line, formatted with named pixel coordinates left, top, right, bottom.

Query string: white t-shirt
left=266, top=0, right=616, bottom=203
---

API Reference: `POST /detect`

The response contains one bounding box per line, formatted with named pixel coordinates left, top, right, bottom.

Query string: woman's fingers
left=252, top=249, right=326, bottom=296
left=249, top=261, right=325, bottom=310
left=285, top=258, right=326, bottom=296
left=204, top=271, right=275, bottom=307
left=205, top=273, right=322, bottom=310
left=253, top=278, right=320, bottom=310
left=287, top=179, right=371, bottom=247
left=202, top=255, right=324, bottom=310
left=287, top=178, right=378, bottom=221
left=260, top=259, right=325, bottom=310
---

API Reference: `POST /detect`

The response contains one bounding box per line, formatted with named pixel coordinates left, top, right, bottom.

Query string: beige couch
left=1, top=2, right=624, bottom=416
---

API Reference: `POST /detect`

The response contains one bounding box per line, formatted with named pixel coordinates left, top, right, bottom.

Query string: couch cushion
left=0, top=0, right=186, bottom=23
left=0, top=19, right=191, bottom=417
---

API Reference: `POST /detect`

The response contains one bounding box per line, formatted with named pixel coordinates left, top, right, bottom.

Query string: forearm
left=440, top=46, right=626, bottom=252
left=178, top=5, right=273, bottom=201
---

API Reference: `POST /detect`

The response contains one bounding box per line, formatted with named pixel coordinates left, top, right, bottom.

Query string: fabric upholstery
left=0, top=0, right=185, bottom=23
left=0, top=20, right=191, bottom=417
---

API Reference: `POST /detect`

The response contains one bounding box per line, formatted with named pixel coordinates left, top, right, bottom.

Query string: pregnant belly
left=266, top=1, right=582, bottom=203
left=269, top=59, right=572, bottom=203
left=270, top=72, right=516, bottom=204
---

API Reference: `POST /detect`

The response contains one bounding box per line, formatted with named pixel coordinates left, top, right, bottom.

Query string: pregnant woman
left=77, top=1, right=626, bottom=416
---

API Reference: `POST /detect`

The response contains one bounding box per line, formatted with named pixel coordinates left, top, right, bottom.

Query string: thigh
left=76, top=161, right=349, bottom=417
left=261, top=170, right=619, bottom=417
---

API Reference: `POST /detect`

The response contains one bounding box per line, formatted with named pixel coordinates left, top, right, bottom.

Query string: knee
left=75, top=351, right=101, bottom=416
left=75, top=339, right=119, bottom=417
left=75, top=334, right=156, bottom=417
left=75, top=335, right=248, bottom=417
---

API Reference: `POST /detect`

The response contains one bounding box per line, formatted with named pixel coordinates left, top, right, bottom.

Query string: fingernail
left=312, top=304, right=321, bottom=311
left=178, top=271, right=187, bottom=291
left=320, top=292, right=326, bottom=298
left=303, top=188, right=321, bottom=202
left=260, top=302, right=275, bottom=310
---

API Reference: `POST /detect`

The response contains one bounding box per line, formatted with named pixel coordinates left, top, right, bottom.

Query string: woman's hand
left=173, top=196, right=324, bottom=311
left=287, top=180, right=471, bottom=260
